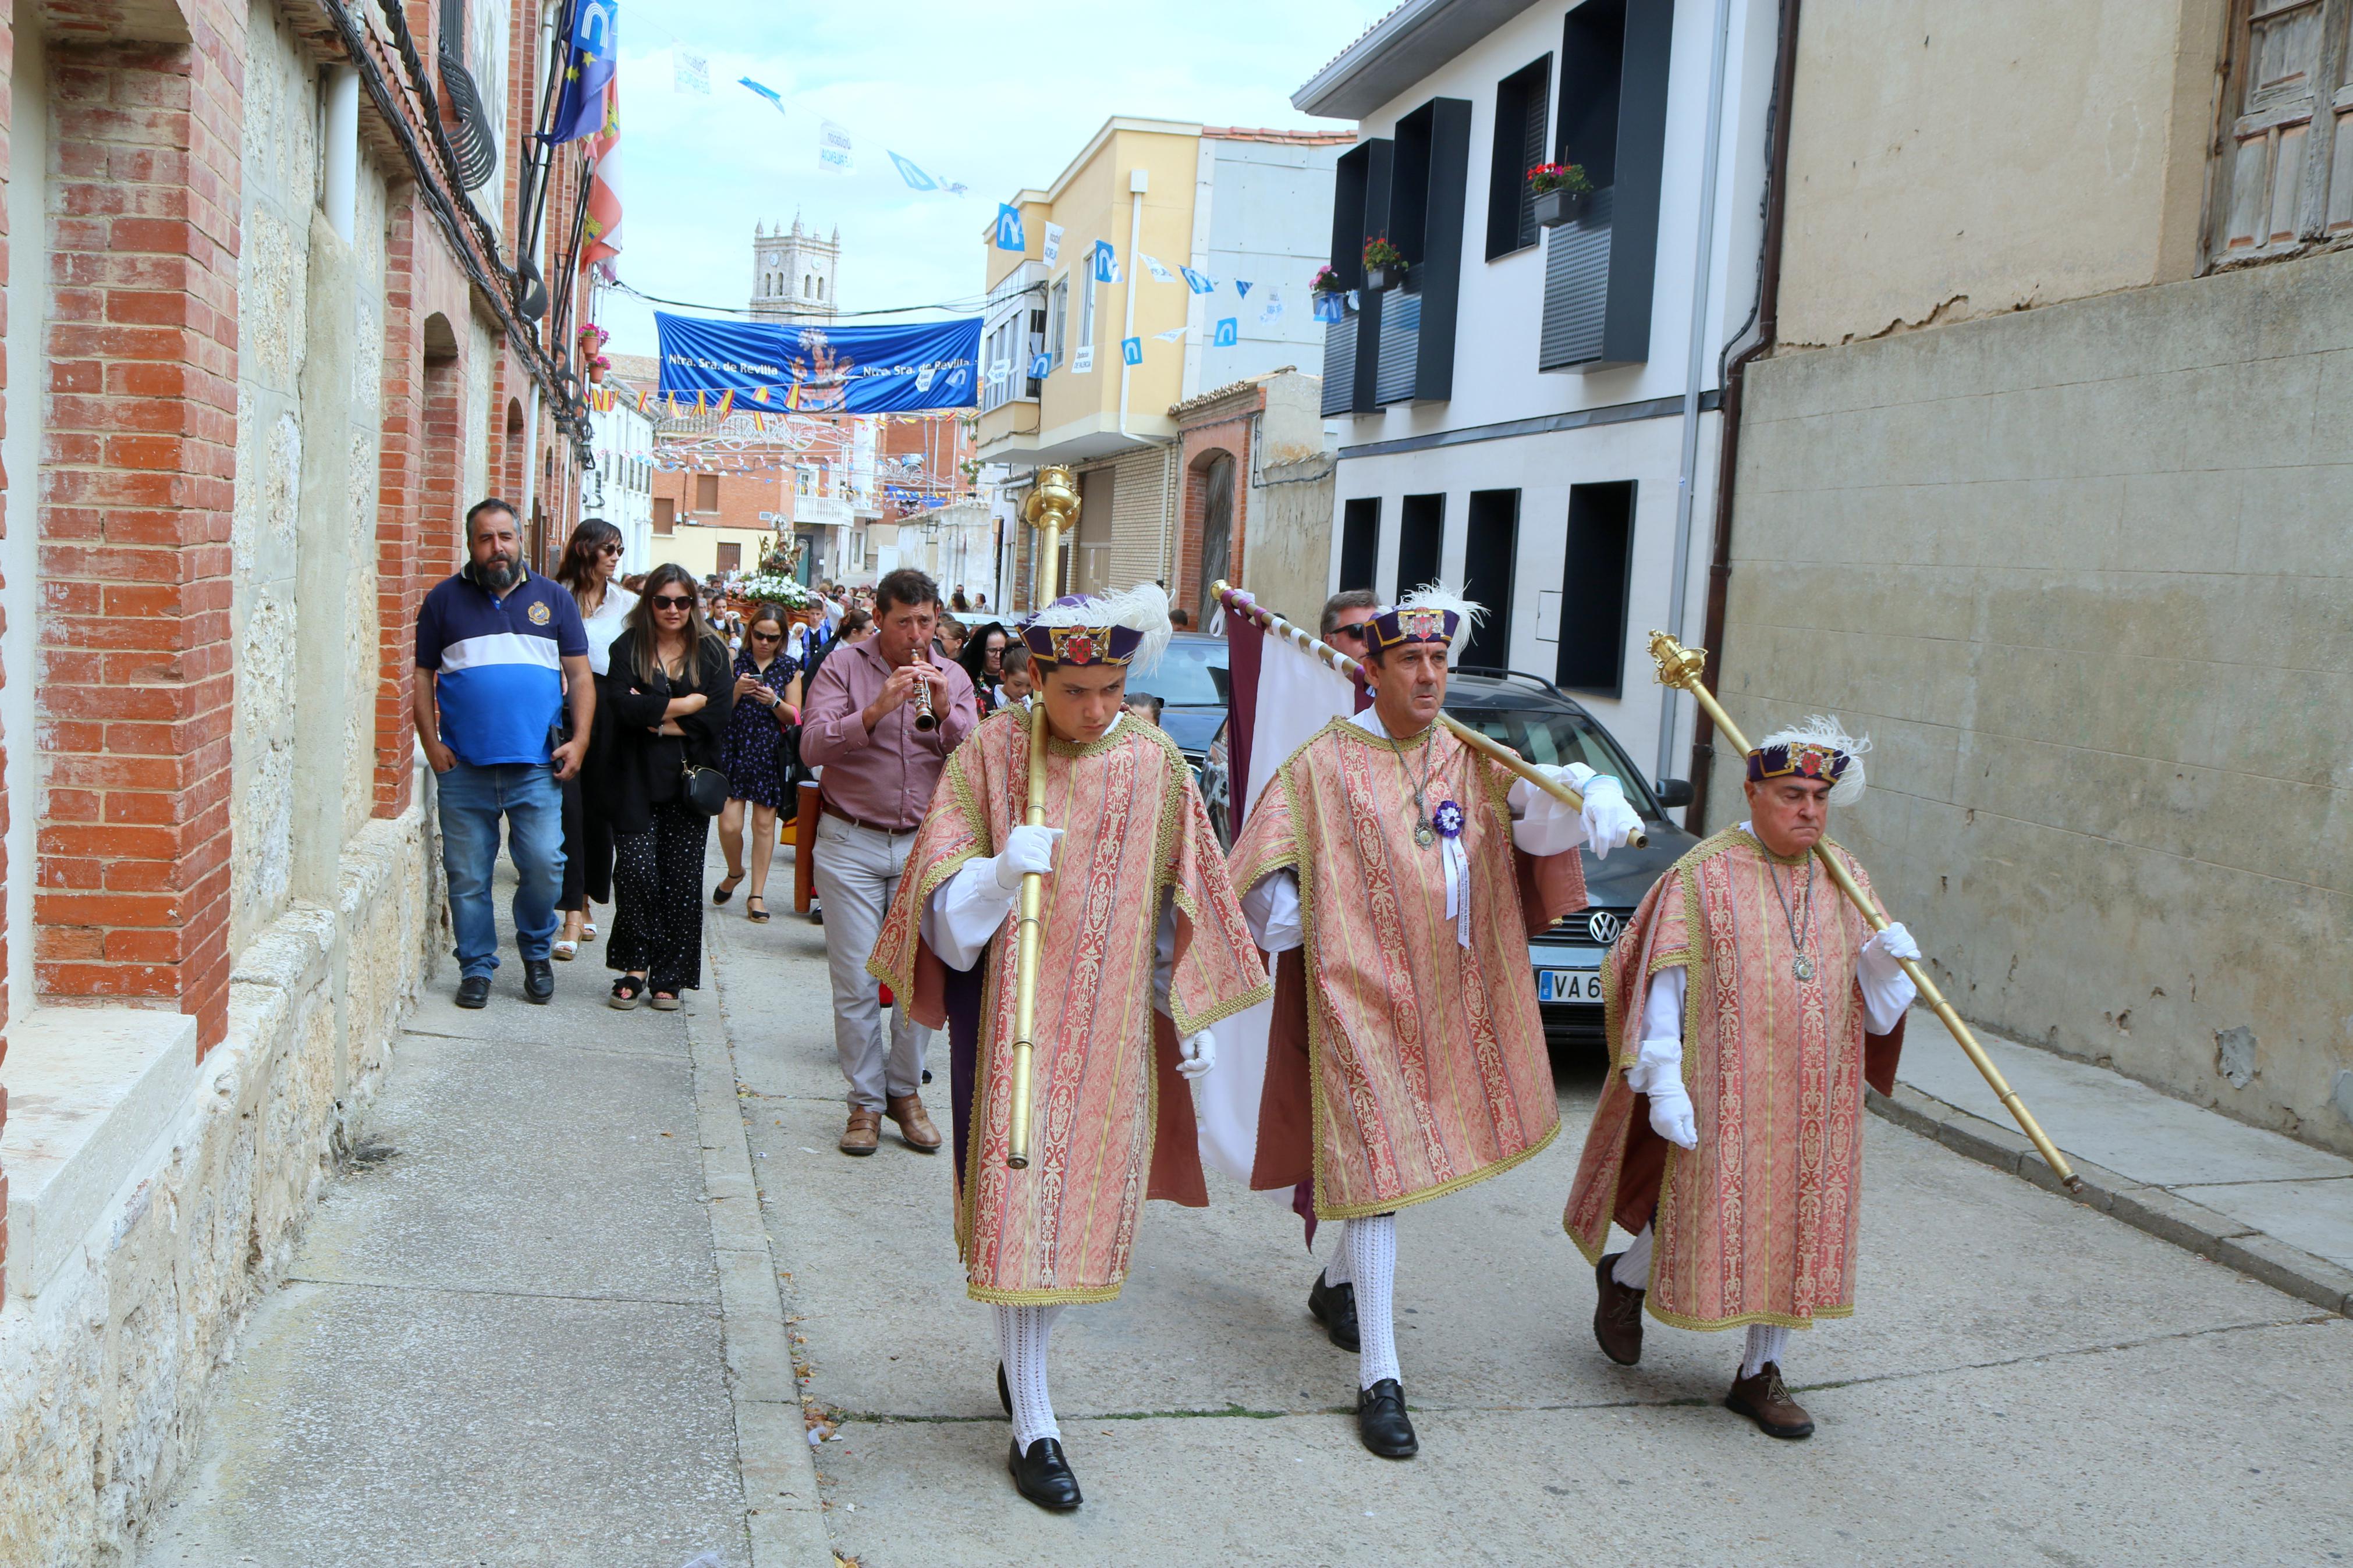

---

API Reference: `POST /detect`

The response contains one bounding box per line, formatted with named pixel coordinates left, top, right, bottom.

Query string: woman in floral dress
left=715, top=602, right=801, bottom=923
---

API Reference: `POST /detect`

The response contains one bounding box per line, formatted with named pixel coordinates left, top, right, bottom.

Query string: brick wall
left=1174, top=400, right=1255, bottom=619
left=0, top=0, right=13, bottom=1307
left=40, top=6, right=246, bottom=1051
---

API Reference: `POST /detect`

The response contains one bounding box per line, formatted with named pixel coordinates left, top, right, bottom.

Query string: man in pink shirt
left=801, top=568, right=981, bottom=1154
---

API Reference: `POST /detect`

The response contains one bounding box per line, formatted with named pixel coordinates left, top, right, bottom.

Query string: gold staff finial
left=1648, top=630, right=1706, bottom=693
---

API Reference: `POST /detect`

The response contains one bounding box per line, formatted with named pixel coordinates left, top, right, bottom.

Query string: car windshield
left=1445, top=705, right=1663, bottom=818
left=1129, top=639, right=1225, bottom=707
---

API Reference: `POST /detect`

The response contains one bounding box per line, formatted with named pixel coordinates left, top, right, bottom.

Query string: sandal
left=581, top=921, right=597, bottom=941
left=713, top=873, right=745, bottom=905
left=649, top=989, right=683, bottom=1011
left=552, top=939, right=578, bottom=961
left=746, top=895, right=771, bottom=923
left=609, top=975, right=647, bottom=1010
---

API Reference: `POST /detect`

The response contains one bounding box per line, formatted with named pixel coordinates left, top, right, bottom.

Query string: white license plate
left=1538, top=969, right=1603, bottom=1003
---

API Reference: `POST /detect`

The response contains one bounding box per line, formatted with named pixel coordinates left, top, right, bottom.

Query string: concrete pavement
left=1883, top=1016, right=2353, bottom=1313
left=136, top=876, right=823, bottom=1568
left=139, top=847, right=2353, bottom=1566
left=715, top=889, right=2353, bottom=1567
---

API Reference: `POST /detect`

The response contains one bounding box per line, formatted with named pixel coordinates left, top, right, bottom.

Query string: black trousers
left=558, top=773, right=617, bottom=912
left=608, top=800, right=711, bottom=991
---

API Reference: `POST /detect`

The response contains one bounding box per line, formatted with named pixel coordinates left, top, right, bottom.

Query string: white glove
left=1577, top=775, right=1644, bottom=861
left=1625, top=1038, right=1697, bottom=1149
left=1175, top=1029, right=1215, bottom=1080
left=1860, top=922, right=1921, bottom=970
left=1857, top=922, right=1921, bottom=1032
left=991, top=825, right=1064, bottom=892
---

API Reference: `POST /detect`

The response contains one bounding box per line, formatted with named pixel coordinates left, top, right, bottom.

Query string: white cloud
left=591, top=0, right=1394, bottom=355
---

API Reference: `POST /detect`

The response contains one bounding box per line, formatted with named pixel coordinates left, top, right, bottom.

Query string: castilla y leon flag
left=1193, top=590, right=1365, bottom=1201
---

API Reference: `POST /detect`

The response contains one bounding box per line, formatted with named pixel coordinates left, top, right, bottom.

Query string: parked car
left=1440, top=670, right=1699, bottom=1050
left=1127, top=630, right=1230, bottom=774
left=1197, top=652, right=1698, bottom=1050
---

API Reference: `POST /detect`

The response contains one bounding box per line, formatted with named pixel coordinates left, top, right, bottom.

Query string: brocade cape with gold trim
left=1225, top=716, right=1588, bottom=1220
left=868, top=709, right=1270, bottom=1306
left=1563, top=827, right=1904, bottom=1331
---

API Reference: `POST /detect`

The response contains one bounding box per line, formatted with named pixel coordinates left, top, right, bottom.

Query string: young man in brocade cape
left=867, top=583, right=1269, bottom=1511
left=1563, top=717, right=1922, bottom=1439
left=1224, top=585, right=1646, bottom=1459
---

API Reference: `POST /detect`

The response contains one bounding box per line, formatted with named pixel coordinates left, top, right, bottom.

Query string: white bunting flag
left=1042, top=223, right=1063, bottom=265
left=1153, top=325, right=1188, bottom=342
left=818, top=120, right=855, bottom=176
left=675, top=50, right=710, bottom=94
left=1258, top=289, right=1285, bottom=325
left=1139, top=253, right=1176, bottom=283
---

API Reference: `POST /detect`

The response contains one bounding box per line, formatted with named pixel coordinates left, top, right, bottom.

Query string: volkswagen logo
left=1586, top=911, right=1624, bottom=947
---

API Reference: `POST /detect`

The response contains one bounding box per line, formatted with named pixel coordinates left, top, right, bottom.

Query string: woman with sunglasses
left=714, top=602, right=803, bottom=922
left=599, top=564, right=733, bottom=1009
left=551, top=520, right=637, bottom=959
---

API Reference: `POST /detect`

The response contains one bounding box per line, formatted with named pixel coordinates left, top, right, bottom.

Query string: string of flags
left=729, top=72, right=971, bottom=195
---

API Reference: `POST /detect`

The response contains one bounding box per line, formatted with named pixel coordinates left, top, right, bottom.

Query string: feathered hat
left=1364, top=581, right=1484, bottom=662
left=1017, top=581, right=1174, bottom=673
left=1746, top=714, right=1869, bottom=807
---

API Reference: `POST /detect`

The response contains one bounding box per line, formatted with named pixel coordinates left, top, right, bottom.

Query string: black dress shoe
left=456, top=975, right=491, bottom=1009
left=1355, top=1379, right=1418, bottom=1459
left=1309, top=1270, right=1360, bottom=1352
left=998, top=1363, right=1012, bottom=1414
left=523, top=958, right=555, bottom=1003
left=1007, top=1437, right=1082, bottom=1510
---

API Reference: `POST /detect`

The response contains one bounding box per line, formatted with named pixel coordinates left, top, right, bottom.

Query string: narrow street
left=718, top=870, right=2353, bottom=1566
left=134, top=845, right=2353, bottom=1566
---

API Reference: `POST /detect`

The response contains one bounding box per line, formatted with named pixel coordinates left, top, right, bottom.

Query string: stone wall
left=0, top=797, right=436, bottom=1566
left=1713, top=244, right=2353, bottom=1153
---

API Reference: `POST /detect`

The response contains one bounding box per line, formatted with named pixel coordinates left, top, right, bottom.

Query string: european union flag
left=542, top=0, right=617, bottom=146
left=995, top=204, right=1026, bottom=252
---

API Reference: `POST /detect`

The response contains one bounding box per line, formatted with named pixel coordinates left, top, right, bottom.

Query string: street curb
left=1866, top=1085, right=2352, bottom=1318
left=686, top=994, right=837, bottom=1568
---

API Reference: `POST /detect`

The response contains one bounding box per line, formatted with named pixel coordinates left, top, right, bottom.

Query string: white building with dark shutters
left=1295, top=0, right=1781, bottom=794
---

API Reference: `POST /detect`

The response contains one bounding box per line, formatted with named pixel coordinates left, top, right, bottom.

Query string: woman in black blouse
left=598, top=564, right=733, bottom=1009
left=958, top=620, right=1009, bottom=717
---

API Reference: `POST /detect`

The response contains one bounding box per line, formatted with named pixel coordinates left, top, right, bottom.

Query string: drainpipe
left=1656, top=0, right=1739, bottom=788
left=1118, top=166, right=1146, bottom=441
left=1685, top=0, right=1803, bottom=829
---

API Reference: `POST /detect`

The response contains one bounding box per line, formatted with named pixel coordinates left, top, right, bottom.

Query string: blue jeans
left=436, top=761, right=565, bottom=977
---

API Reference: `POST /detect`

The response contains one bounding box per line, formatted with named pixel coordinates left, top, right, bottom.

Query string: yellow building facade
left=977, top=118, right=1348, bottom=599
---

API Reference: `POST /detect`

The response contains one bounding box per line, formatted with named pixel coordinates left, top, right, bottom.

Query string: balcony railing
left=1374, top=287, right=1422, bottom=405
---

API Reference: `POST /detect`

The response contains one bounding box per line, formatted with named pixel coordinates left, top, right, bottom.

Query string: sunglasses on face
left=599, top=543, right=623, bottom=556
left=652, top=594, right=694, bottom=609
left=750, top=629, right=782, bottom=642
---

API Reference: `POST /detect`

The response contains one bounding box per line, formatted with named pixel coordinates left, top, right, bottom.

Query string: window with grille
left=2212, top=0, right=2353, bottom=262
left=1487, top=56, right=1553, bottom=259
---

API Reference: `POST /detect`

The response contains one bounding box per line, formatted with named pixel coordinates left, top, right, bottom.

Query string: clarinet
left=910, top=653, right=938, bottom=733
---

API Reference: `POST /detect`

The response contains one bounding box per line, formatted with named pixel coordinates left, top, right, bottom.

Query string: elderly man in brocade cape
left=868, top=583, right=1269, bottom=1512
left=1224, top=585, right=1646, bottom=1460
left=1563, top=717, right=1921, bottom=1439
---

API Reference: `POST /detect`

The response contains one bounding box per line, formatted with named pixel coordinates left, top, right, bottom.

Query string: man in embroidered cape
left=1563, top=717, right=1921, bottom=1439
left=1224, top=584, right=1646, bottom=1459
left=868, top=582, right=1268, bottom=1512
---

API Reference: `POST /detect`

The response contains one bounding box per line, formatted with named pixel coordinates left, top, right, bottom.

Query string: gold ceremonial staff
left=1212, top=582, right=1644, bottom=851
left=1647, top=631, right=2081, bottom=1192
left=1004, top=466, right=1079, bottom=1171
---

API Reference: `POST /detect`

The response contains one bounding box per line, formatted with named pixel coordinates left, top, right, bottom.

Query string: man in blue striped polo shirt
left=414, top=499, right=595, bottom=1008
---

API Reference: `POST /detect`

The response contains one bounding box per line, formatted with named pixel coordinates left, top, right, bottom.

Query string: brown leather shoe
left=885, top=1093, right=942, bottom=1153
left=1726, top=1361, right=1814, bottom=1439
left=1592, top=1254, right=1646, bottom=1366
left=839, top=1107, right=882, bottom=1155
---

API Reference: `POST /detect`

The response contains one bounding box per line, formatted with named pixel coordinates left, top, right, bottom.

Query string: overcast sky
left=592, top=0, right=1394, bottom=357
